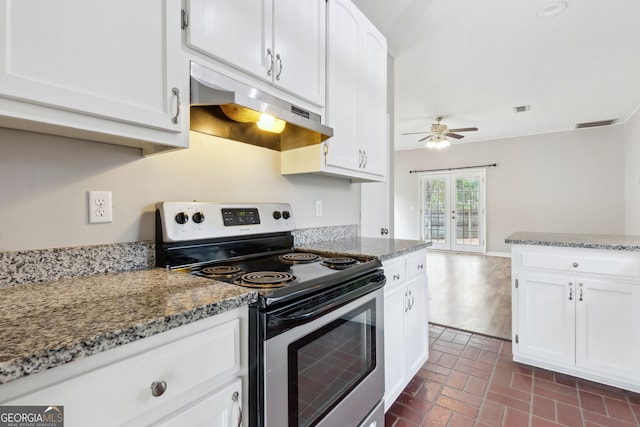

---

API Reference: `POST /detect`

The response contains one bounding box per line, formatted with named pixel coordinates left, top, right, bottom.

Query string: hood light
left=257, top=114, right=286, bottom=134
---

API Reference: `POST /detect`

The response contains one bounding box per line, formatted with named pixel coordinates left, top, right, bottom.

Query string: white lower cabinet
left=0, top=308, right=247, bottom=427
left=383, top=249, right=428, bottom=411
left=512, top=245, right=640, bottom=393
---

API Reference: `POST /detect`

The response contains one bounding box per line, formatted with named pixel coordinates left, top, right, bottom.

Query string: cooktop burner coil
left=235, top=271, right=296, bottom=288
left=200, top=265, right=243, bottom=278
left=321, top=257, right=358, bottom=270
left=279, top=252, right=322, bottom=264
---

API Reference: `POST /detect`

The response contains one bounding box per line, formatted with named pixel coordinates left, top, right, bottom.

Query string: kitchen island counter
left=297, top=237, right=430, bottom=261
left=0, top=269, right=256, bottom=385
left=505, top=231, right=640, bottom=251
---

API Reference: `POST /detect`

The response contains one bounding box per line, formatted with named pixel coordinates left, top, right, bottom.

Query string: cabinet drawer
left=520, top=251, right=640, bottom=278
left=159, top=378, right=242, bottom=427
left=406, top=251, right=427, bottom=280
left=383, top=258, right=406, bottom=293
left=8, top=318, right=240, bottom=427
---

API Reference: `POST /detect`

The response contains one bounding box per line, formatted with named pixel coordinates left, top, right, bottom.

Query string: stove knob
left=193, top=212, right=205, bottom=224
left=282, top=210, right=291, bottom=220
left=273, top=211, right=282, bottom=220
left=175, top=212, right=189, bottom=225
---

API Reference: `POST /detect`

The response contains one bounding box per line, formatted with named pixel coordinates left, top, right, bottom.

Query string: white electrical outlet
left=315, top=200, right=323, bottom=217
left=88, top=191, right=113, bottom=224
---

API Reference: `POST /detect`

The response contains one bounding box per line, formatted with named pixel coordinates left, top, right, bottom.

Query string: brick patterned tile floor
left=385, top=324, right=640, bottom=427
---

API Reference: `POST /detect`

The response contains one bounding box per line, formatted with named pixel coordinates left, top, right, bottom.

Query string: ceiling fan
left=402, top=117, right=478, bottom=148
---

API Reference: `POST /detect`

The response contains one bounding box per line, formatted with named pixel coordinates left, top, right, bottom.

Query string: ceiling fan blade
left=446, top=133, right=465, bottom=139
left=447, top=127, right=478, bottom=132
left=401, top=131, right=431, bottom=135
left=418, top=135, right=433, bottom=142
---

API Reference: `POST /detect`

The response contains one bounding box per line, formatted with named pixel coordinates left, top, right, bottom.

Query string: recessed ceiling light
left=537, top=1, right=568, bottom=19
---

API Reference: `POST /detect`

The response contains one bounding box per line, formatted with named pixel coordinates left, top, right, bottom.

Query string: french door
left=420, top=170, right=486, bottom=253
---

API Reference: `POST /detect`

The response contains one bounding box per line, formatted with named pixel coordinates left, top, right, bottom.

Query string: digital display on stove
left=221, top=208, right=261, bottom=226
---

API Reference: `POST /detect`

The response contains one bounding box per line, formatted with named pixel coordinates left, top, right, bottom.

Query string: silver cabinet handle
left=380, top=227, right=389, bottom=235
left=150, top=380, right=167, bottom=397
left=393, top=273, right=400, bottom=281
left=578, top=282, right=583, bottom=301
left=362, top=150, right=368, bottom=168
left=358, top=149, right=364, bottom=168
left=417, top=264, right=424, bottom=270
left=232, top=391, right=242, bottom=427
left=275, top=53, right=283, bottom=80
left=568, top=282, right=573, bottom=301
left=408, top=289, right=414, bottom=310
left=171, top=87, right=181, bottom=124
left=572, top=262, right=579, bottom=268
left=404, top=290, right=409, bottom=312
left=266, top=48, right=274, bottom=76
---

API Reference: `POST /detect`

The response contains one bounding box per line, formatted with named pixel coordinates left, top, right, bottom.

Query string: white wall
left=395, top=126, right=626, bottom=254
left=625, top=107, right=640, bottom=234
left=0, top=128, right=359, bottom=251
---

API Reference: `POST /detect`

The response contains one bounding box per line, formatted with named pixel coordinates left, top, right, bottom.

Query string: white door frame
left=419, top=169, right=486, bottom=254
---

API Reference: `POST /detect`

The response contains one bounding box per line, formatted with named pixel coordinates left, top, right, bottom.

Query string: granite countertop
left=505, top=231, right=640, bottom=251
left=297, top=237, right=430, bottom=261
left=0, top=269, right=256, bottom=385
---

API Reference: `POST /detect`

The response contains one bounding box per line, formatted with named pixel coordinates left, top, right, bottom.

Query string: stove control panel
left=157, top=202, right=295, bottom=242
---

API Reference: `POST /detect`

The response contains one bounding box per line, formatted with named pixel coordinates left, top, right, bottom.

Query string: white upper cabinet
left=0, top=0, right=187, bottom=154
left=185, top=0, right=326, bottom=106
left=281, top=0, right=387, bottom=182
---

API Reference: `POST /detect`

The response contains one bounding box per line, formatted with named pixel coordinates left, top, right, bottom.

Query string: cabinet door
left=383, top=283, right=407, bottom=412
left=325, top=0, right=361, bottom=171
left=575, top=278, right=640, bottom=381
left=0, top=0, right=183, bottom=135
left=158, top=378, right=242, bottom=427
left=406, top=276, right=429, bottom=376
left=186, top=0, right=271, bottom=80
left=516, top=272, right=575, bottom=365
left=359, top=22, right=387, bottom=176
left=273, top=0, right=326, bottom=105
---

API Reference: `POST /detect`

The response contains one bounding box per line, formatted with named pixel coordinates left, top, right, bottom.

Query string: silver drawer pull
left=232, top=391, right=242, bottom=427
left=393, top=274, right=401, bottom=280
left=171, top=87, right=181, bottom=124
left=150, top=380, right=167, bottom=397
left=572, top=262, right=579, bottom=268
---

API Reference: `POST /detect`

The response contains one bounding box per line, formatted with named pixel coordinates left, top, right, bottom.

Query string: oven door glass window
left=287, top=300, right=376, bottom=427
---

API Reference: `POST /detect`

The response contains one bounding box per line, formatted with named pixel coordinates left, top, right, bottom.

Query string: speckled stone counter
left=505, top=231, right=640, bottom=251
left=0, top=269, right=256, bottom=384
left=297, top=237, right=430, bottom=261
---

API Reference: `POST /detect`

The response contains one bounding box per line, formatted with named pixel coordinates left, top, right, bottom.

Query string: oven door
left=263, top=284, right=384, bottom=427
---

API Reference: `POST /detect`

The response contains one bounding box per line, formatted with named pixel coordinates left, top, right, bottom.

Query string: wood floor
left=426, top=251, right=512, bottom=340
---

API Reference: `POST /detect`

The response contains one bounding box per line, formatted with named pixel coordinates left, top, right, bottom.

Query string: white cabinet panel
left=281, top=0, right=387, bottom=182
left=512, top=245, right=640, bottom=393
left=382, top=249, right=428, bottom=412
left=185, top=0, right=325, bottom=106
left=0, top=0, right=186, bottom=153
left=516, top=272, right=575, bottom=365
left=575, top=278, right=640, bottom=381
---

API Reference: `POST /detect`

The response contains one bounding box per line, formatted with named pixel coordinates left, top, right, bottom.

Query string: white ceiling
left=351, top=0, right=640, bottom=151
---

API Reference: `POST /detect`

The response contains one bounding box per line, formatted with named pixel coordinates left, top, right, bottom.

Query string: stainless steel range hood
left=190, top=62, right=333, bottom=151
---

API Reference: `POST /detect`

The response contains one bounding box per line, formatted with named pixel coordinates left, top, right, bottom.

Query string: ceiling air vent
left=576, top=119, right=617, bottom=129
left=513, top=105, right=530, bottom=113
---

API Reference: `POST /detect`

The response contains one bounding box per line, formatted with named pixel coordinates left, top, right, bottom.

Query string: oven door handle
left=267, top=274, right=385, bottom=333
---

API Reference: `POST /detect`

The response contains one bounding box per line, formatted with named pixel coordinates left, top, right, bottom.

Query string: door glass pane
left=455, top=177, right=480, bottom=246
left=423, top=178, right=447, bottom=244
left=288, top=301, right=376, bottom=427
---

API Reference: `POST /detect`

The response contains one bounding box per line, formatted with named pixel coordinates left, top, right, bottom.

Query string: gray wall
left=394, top=125, right=627, bottom=254
left=0, top=128, right=359, bottom=251
left=625, top=108, right=640, bottom=234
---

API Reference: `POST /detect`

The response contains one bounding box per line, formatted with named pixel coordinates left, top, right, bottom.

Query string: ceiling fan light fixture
left=426, top=134, right=450, bottom=149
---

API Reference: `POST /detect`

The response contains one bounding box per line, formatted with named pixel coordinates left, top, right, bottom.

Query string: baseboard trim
left=486, top=251, right=510, bottom=258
